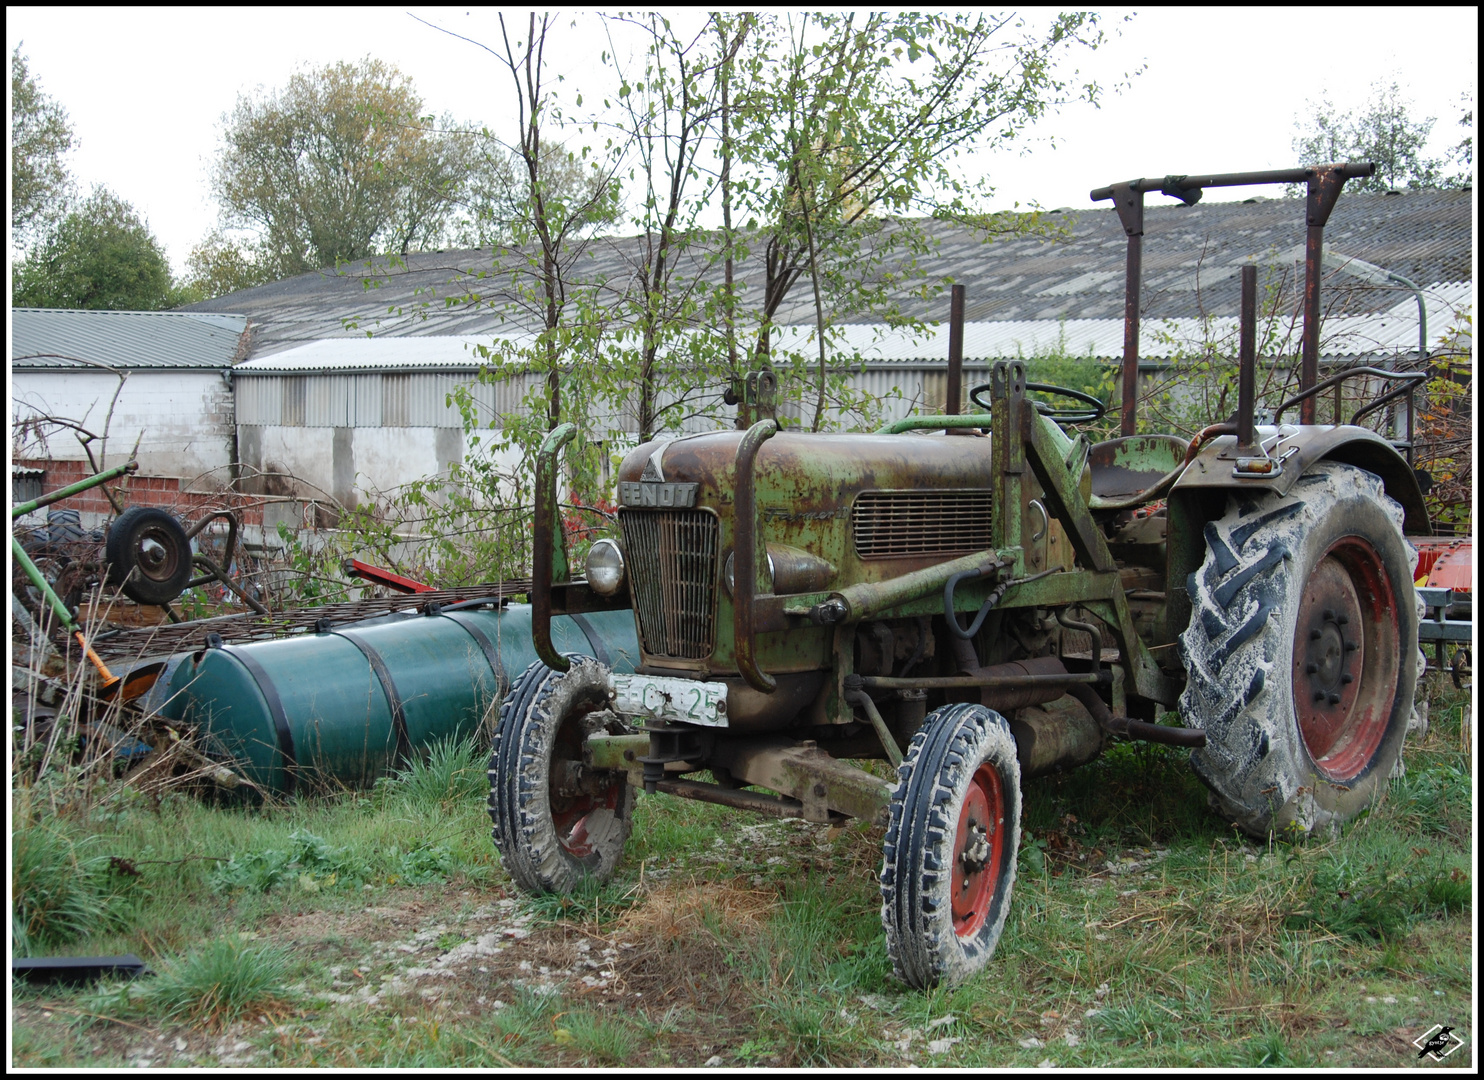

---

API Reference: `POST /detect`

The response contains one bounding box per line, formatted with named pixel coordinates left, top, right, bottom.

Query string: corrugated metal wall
left=235, top=372, right=552, bottom=429
left=234, top=365, right=1015, bottom=434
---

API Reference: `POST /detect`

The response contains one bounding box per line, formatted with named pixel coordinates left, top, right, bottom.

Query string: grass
left=85, top=936, right=295, bottom=1030
left=373, top=734, right=490, bottom=813
left=12, top=812, right=141, bottom=955
left=9, top=676, right=1472, bottom=1069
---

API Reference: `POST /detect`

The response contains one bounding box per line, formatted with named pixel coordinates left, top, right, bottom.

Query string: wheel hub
left=951, top=764, right=1005, bottom=938
left=960, top=822, right=991, bottom=873
left=549, top=705, right=620, bottom=858
left=1300, top=599, right=1358, bottom=706
left=139, top=536, right=168, bottom=572
left=1291, top=540, right=1399, bottom=782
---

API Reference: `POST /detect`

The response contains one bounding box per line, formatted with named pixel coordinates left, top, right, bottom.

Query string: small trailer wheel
left=881, top=702, right=1021, bottom=989
left=488, top=657, right=633, bottom=894
left=105, top=506, right=192, bottom=606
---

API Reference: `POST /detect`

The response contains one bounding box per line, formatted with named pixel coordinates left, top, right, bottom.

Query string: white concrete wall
left=12, top=369, right=234, bottom=486
left=236, top=424, right=524, bottom=508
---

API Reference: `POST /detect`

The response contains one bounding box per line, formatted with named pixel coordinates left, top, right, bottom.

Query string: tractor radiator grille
left=619, top=508, right=720, bottom=659
left=852, top=489, right=994, bottom=559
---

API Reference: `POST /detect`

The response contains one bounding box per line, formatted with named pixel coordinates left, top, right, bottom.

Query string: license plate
left=609, top=674, right=728, bottom=727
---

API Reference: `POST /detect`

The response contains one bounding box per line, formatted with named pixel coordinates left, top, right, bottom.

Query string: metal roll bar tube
left=532, top=422, right=578, bottom=672
left=1091, top=161, right=1376, bottom=434
left=734, top=419, right=779, bottom=693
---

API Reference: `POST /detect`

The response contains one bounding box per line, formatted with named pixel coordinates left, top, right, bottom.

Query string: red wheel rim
left=1292, top=536, right=1399, bottom=782
left=951, top=762, right=1006, bottom=938
left=549, top=704, right=619, bottom=857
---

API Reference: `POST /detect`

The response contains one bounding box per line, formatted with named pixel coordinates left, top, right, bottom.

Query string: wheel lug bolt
left=1327, top=692, right=1341, bottom=705
left=1323, top=609, right=1335, bottom=622
left=1336, top=614, right=1349, bottom=625
left=1306, top=662, right=1319, bottom=674
left=1314, top=691, right=1327, bottom=702
left=1341, top=673, right=1353, bottom=684
left=1345, top=641, right=1359, bottom=652
left=1310, top=629, right=1323, bottom=641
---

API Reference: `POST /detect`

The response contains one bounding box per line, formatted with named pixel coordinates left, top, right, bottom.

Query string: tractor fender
left=1170, top=425, right=1431, bottom=536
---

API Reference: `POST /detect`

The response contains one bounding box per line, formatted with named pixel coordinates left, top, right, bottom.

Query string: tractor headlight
left=723, top=550, right=775, bottom=597
left=585, top=538, right=626, bottom=596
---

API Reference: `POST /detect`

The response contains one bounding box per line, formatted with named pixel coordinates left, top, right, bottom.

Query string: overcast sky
left=8, top=7, right=1477, bottom=277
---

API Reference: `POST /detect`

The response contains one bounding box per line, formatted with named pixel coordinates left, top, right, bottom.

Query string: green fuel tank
left=158, top=602, right=637, bottom=797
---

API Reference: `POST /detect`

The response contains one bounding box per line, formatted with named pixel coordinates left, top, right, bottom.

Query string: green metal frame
left=11, top=460, right=139, bottom=689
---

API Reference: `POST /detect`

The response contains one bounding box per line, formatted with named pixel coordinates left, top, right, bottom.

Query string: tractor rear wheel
left=488, top=657, right=633, bottom=894
left=1180, top=462, right=1420, bottom=838
left=881, top=702, right=1020, bottom=988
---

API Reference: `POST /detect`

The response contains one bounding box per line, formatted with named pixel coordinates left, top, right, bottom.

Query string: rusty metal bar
left=532, top=423, right=577, bottom=672
left=1106, top=184, right=1145, bottom=436
left=810, top=547, right=1005, bottom=626
left=844, top=689, right=904, bottom=767
left=1094, top=163, right=1376, bottom=430
left=1238, top=264, right=1258, bottom=449
left=1275, top=367, right=1425, bottom=424
left=1089, top=163, right=1374, bottom=202
left=1301, top=219, right=1324, bottom=424
left=733, top=419, right=778, bottom=692
left=654, top=778, right=812, bottom=818
left=1301, top=165, right=1369, bottom=422
left=946, top=283, right=965, bottom=415
left=192, top=553, right=271, bottom=616
left=857, top=672, right=1101, bottom=691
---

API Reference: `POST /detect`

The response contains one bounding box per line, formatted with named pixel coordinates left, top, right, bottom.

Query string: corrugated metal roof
left=232, top=334, right=528, bottom=373
left=184, top=189, right=1471, bottom=360
left=12, top=308, right=249, bottom=370
left=233, top=280, right=1470, bottom=375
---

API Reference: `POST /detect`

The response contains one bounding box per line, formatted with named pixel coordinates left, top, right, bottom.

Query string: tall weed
left=12, top=820, right=138, bottom=955
left=375, top=734, right=488, bottom=811
left=210, top=828, right=370, bottom=893
left=90, top=936, right=294, bottom=1030
left=1286, top=846, right=1470, bottom=940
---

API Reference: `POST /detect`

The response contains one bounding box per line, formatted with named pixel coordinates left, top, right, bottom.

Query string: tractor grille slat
left=619, top=508, right=719, bottom=659
left=853, top=489, right=994, bottom=559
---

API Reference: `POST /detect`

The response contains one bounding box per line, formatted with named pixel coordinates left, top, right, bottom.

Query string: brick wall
left=15, top=457, right=267, bottom=527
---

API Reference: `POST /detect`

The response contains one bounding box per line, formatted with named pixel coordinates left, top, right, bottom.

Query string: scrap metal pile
left=11, top=464, right=637, bottom=799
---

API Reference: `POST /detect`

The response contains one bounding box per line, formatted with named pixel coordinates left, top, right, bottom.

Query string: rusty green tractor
left=489, top=163, right=1432, bottom=988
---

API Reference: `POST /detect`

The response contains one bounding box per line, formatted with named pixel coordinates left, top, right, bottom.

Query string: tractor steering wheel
left=969, top=381, right=1107, bottom=424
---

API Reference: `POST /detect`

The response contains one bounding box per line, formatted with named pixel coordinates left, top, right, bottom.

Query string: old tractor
left=490, top=162, right=1432, bottom=988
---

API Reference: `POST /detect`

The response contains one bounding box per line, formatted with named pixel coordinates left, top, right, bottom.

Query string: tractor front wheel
left=488, top=657, right=633, bottom=894
left=881, top=702, right=1021, bottom=988
left=1180, top=462, right=1420, bottom=838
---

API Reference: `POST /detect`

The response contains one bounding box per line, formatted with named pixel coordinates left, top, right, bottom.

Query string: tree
left=12, top=187, right=183, bottom=310
left=589, top=11, right=753, bottom=442
left=449, top=135, right=620, bottom=249
left=335, top=11, right=1125, bottom=583
left=211, top=57, right=474, bottom=276
left=1291, top=80, right=1446, bottom=192
left=11, top=44, right=75, bottom=247
left=181, top=228, right=275, bottom=300
left=728, top=11, right=1114, bottom=429
left=1445, top=92, right=1473, bottom=188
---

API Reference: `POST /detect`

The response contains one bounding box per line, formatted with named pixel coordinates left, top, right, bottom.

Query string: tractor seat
left=1087, top=435, right=1191, bottom=510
